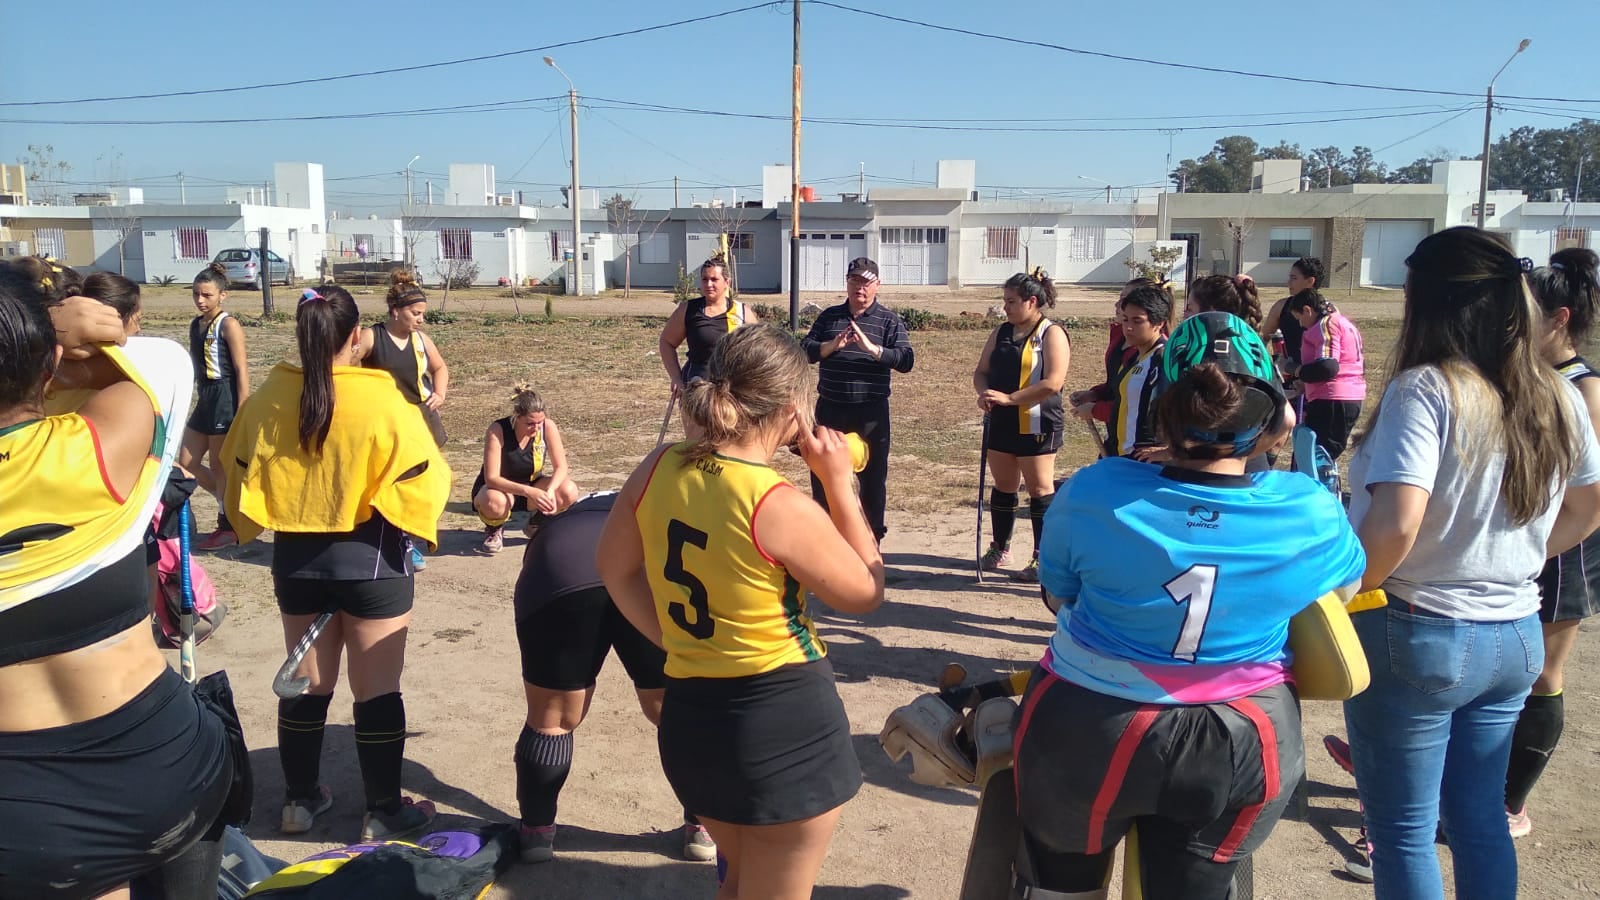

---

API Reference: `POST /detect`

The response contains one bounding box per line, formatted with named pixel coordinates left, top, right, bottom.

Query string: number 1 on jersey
left=1164, top=563, right=1217, bottom=663
left=665, top=519, right=715, bottom=640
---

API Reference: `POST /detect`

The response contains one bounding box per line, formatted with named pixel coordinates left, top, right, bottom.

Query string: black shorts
left=0, top=668, right=232, bottom=899
left=1015, top=670, right=1302, bottom=864
left=1539, top=531, right=1600, bottom=623
left=470, top=473, right=531, bottom=513
left=274, top=575, right=415, bottom=619
left=516, top=586, right=666, bottom=691
left=419, top=403, right=447, bottom=448
left=988, top=427, right=1064, bottom=458
left=1302, top=399, right=1361, bottom=460
left=186, top=380, right=237, bottom=435
left=659, top=659, right=862, bottom=826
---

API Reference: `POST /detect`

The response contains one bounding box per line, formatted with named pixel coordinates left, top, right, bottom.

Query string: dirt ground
left=134, top=285, right=1600, bottom=898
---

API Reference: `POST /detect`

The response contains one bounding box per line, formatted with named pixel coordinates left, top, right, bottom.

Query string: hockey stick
left=654, top=392, right=677, bottom=449
left=272, top=611, right=334, bottom=699
left=178, top=502, right=197, bottom=685
left=1082, top=417, right=1107, bottom=459
left=975, top=414, right=990, bottom=584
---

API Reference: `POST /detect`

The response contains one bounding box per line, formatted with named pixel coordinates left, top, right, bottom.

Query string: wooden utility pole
left=789, top=0, right=802, bottom=329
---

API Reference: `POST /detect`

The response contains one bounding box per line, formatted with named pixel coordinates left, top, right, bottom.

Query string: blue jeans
left=1343, top=605, right=1542, bottom=900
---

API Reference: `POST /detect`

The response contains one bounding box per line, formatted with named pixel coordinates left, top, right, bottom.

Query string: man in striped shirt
left=801, top=257, right=916, bottom=542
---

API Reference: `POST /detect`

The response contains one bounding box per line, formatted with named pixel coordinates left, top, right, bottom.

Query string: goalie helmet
left=1157, top=311, right=1286, bottom=457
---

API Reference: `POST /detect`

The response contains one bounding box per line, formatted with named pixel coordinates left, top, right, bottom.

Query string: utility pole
left=789, top=0, right=802, bottom=330
left=859, top=161, right=865, bottom=198
left=177, top=172, right=186, bottom=205
left=405, top=155, right=419, bottom=208
left=674, top=176, right=680, bottom=208
left=545, top=57, right=583, bottom=296
left=1478, top=39, right=1531, bottom=228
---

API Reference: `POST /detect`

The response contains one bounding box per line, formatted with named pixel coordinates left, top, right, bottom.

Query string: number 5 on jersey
left=665, top=519, right=715, bottom=639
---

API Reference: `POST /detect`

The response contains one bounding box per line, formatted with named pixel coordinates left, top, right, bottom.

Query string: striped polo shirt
left=801, top=301, right=916, bottom=405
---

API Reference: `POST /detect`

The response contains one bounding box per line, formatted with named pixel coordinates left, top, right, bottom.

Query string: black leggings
left=810, top=398, right=892, bottom=541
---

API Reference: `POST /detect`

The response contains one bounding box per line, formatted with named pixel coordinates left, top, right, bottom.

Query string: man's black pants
left=810, top=398, right=891, bottom=542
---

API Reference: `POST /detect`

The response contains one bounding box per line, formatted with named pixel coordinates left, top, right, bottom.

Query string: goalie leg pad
left=880, top=694, right=977, bottom=788
left=972, top=696, right=1020, bottom=789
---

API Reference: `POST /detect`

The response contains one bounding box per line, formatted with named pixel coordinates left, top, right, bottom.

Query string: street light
left=545, top=56, right=583, bottom=296
left=1477, top=38, right=1531, bottom=228
left=404, top=155, right=420, bottom=208
left=1078, top=175, right=1114, bottom=203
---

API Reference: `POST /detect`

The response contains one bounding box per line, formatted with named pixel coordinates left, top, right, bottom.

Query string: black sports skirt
left=659, top=658, right=861, bottom=826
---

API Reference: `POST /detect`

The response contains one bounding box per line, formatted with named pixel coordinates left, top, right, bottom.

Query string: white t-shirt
left=1347, top=365, right=1600, bottom=620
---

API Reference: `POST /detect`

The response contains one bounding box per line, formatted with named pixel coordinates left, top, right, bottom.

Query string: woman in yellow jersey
left=0, top=264, right=235, bottom=900
left=223, top=285, right=451, bottom=843
left=658, top=256, right=760, bottom=439
left=973, top=268, right=1070, bottom=583
left=598, top=323, right=884, bottom=900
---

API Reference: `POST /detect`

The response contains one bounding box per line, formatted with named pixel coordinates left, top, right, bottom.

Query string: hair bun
left=390, top=268, right=418, bottom=287
left=208, top=261, right=227, bottom=276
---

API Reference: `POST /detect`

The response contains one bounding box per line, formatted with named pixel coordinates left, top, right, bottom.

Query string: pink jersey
left=1301, top=310, right=1365, bottom=402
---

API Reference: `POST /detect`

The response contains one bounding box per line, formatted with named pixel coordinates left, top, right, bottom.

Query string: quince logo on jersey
left=1186, top=505, right=1221, bottom=529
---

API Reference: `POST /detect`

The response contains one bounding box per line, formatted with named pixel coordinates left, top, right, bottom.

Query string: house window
left=880, top=227, right=900, bottom=244
left=175, top=227, right=209, bottom=260
left=1067, top=226, right=1105, bottom=261
left=1269, top=227, right=1314, bottom=259
left=730, top=232, right=755, bottom=264
left=926, top=227, right=947, bottom=244
left=549, top=229, right=573, bottom=261
left=985, top=226, right=1019, bottom=260
left=638, top=232, right=670, bottom=264
left=1556, top=226, right=1590, bottom=250
left=439, top=228, right=472, bottom=261
left=33, top=227, right=66, bottom=260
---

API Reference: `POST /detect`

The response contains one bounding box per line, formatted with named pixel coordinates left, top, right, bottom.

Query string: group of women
left=2, top=227, right=1597, bottom=900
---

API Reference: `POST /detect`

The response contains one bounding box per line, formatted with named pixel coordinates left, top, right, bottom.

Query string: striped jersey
left=988, top=318, right=1064, bottom=436
left=364, top=323, right=433, bottom=404
left=1540, top=356, right=1600, bottom=617
left=1037, top=458, right=1366, bottom=704
left=1109, top=340, right=1165, bottom=456
left=801, top=301, right=915, bottom=405
left=1300, top=310, right=1365, bottom=402
left=189, top=311, right=235, bottom=384
left=683, top=297, right=749, bottom=370
left=634, top=444, right=824, bottom=679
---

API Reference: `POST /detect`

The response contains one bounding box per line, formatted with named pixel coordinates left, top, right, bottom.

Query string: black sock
left=1027, top=492, right=1053, bottom=554
left=277, top=693, right=332, bottom=800
left=1506, top=690, right=1564, bottom=813
left=989, top=489, right=1018, bottom=550
left=353, top=692, right=407, bottom=814
left=684, top=809, right=700, bottom=827
left=514, top=727, right=574, bottom=828
left=217, top=510, right=232, bottom=532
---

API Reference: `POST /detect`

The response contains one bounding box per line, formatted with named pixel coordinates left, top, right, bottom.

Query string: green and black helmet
left=1157, top=311, right=1286, bottom=457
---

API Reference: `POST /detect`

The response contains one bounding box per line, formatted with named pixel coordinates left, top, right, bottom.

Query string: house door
left=1361, top=220, right=1429, bottom=286
left=1170, top=232, right=1201, bottom=292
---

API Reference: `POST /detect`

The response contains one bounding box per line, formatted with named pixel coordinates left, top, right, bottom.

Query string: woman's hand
left=50, top=296, right=126, bottom=359
left=1131, top=445, right=1171, bottom=463
left=979, top=389, right=1011, bottom=411
left=424, top=392, right=445, bottom=411
left=533, top=490, right=559, bottom=514
left=1071, top=401, right=1097, bottom=422
left=798, top=424, right=856, bottom=489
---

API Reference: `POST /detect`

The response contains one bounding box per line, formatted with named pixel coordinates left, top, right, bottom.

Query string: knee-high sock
left=515, top=727, right=574, bottom=828
left=353, top=692, right=407, bottom=814
left=989, top=489, right=1019, bottom=551
left=1506, top=690, right=1564, bottom=813
left=1027, top=492, right=1054, bottom=556
left=278, top=693, right=332, bottom=800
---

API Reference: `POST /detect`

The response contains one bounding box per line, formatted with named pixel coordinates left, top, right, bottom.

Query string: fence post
left=259, top=228, right=273, bottom=315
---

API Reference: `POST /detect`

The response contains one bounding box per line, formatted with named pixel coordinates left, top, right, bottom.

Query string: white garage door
left=879, top=227, right=949, bottom=285
left=798, top=232, right=867, bottom=291
left=1361, top=220, right=1430, bottom=287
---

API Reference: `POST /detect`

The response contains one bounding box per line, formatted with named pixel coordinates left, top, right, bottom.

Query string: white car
left=212, top=248, right=294, bottom=289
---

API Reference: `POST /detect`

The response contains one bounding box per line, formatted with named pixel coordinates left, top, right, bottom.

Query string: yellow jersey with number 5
left=634, top=443, right=825, bottom=679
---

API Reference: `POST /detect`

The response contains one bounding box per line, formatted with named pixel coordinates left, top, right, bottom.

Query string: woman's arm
left=537, top=420, right=570, bottom=511
left=1355, top=482, right=1429, bottom=591
left=78, top=381, right=156, bottom=501
left=356, top=325, right=375, bottom=362
left=753, top=426, right=884, bottom=614
left=745, top=304, right=761, bottom=324
left=481, top=422, right=531, bottom=497
left=971, top=328, right=999, bottom=412
left=223, top=316, right=250, bottom=404
left=421, top=333, right=449, bottom=410
left=1547, top=378, right=1600, bottom=557
left=596, top=449, right=668, bottom=647
left=659, top=303, right=688, bottom=389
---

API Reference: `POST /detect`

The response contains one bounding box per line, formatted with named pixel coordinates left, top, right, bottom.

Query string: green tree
left=1343, top=146, right=1388, bottom=184
left=1169, top=135, right=1261, bottom=193
left=1490, top=122, right=1600, bottom=201
left=1307, top=147, right=1350, bottom=189
left=1387, top=153, right=1449, bottom=184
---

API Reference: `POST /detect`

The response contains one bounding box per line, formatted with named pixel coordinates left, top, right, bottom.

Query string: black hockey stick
left=976, top=414, right=990, bottom=584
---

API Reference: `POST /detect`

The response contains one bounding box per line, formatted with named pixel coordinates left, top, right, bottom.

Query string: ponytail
left=294, top=285, right=359, bottom=453
left=194, top=260, right=229, bottom=293
left=1004, top=268, right=1057, bottom=309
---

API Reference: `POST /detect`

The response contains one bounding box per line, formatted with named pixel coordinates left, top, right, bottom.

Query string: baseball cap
left=846, top=258, right=879, bottom=282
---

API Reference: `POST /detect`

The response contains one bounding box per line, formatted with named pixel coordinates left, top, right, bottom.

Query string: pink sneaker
left=195, top=529, right=237, bottom=552
left=1324, top=734, right=1354, bottom=776
left=1507, top=807, right=1532, bottom=839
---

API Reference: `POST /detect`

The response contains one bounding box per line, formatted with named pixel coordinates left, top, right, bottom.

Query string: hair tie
left=1508, top=257, right=1534, bottom=277
left=299, top=289, right=326, bottom=305
left=1551, top=261, right=1567, bottom=271
left=39, top=276, right=52, bottom=290
left=1029, top=266, right=1047, bottom=281
left=1233, top=274, right=1254, bottom=288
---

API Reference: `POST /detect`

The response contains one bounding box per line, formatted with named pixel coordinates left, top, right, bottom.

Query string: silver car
left=212, top=247, right=294, bottom=289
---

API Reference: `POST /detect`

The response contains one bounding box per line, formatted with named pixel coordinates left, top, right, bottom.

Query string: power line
left=0, top=3, right=780, bottom=107
left=808, top=1, right=1600, bottom=105
left=0, top=97, right=563, bottom=127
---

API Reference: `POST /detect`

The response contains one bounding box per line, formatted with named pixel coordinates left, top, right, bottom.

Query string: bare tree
left=1217, top=216, right=1255, bottom=276
left=604, top=192, right=665, bottom=298
left=701, top=201, right=753, bottom=295
left=102, top=207, right=142, bottom=277
left=431, top=257, right=479, bottom=309
left=17, top=144, right=73, bottom=205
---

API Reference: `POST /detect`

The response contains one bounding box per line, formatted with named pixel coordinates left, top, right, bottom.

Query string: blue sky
left=4, top=0, right=1594, bottom=213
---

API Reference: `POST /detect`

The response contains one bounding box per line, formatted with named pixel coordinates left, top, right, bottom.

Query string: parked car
left=212, top=247, right=294, bottom=289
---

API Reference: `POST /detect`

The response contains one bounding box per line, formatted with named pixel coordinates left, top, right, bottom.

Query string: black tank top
left=684, top=296, right=747, bottom=369
left=363, top=323, right=431, bottom=405
left=987, top=318, right=1064, bottom=436
left=1276, top=302, right=1306, bottom=365
left=490, top=416, right=545, bottom=484
left=188, top=312, right=235, bottom=385
left=513, top=492, right=617, bottom=615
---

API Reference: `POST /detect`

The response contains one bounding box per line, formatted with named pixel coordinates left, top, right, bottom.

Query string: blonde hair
left=510, top=381, right=545, bottom=416
left=386, top=268, right=427, bottom=309
left=679, top=323, right=813, bottom=465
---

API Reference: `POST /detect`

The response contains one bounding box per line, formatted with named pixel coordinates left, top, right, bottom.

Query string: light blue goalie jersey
left=1037, top=456, right=1366, bottom=704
